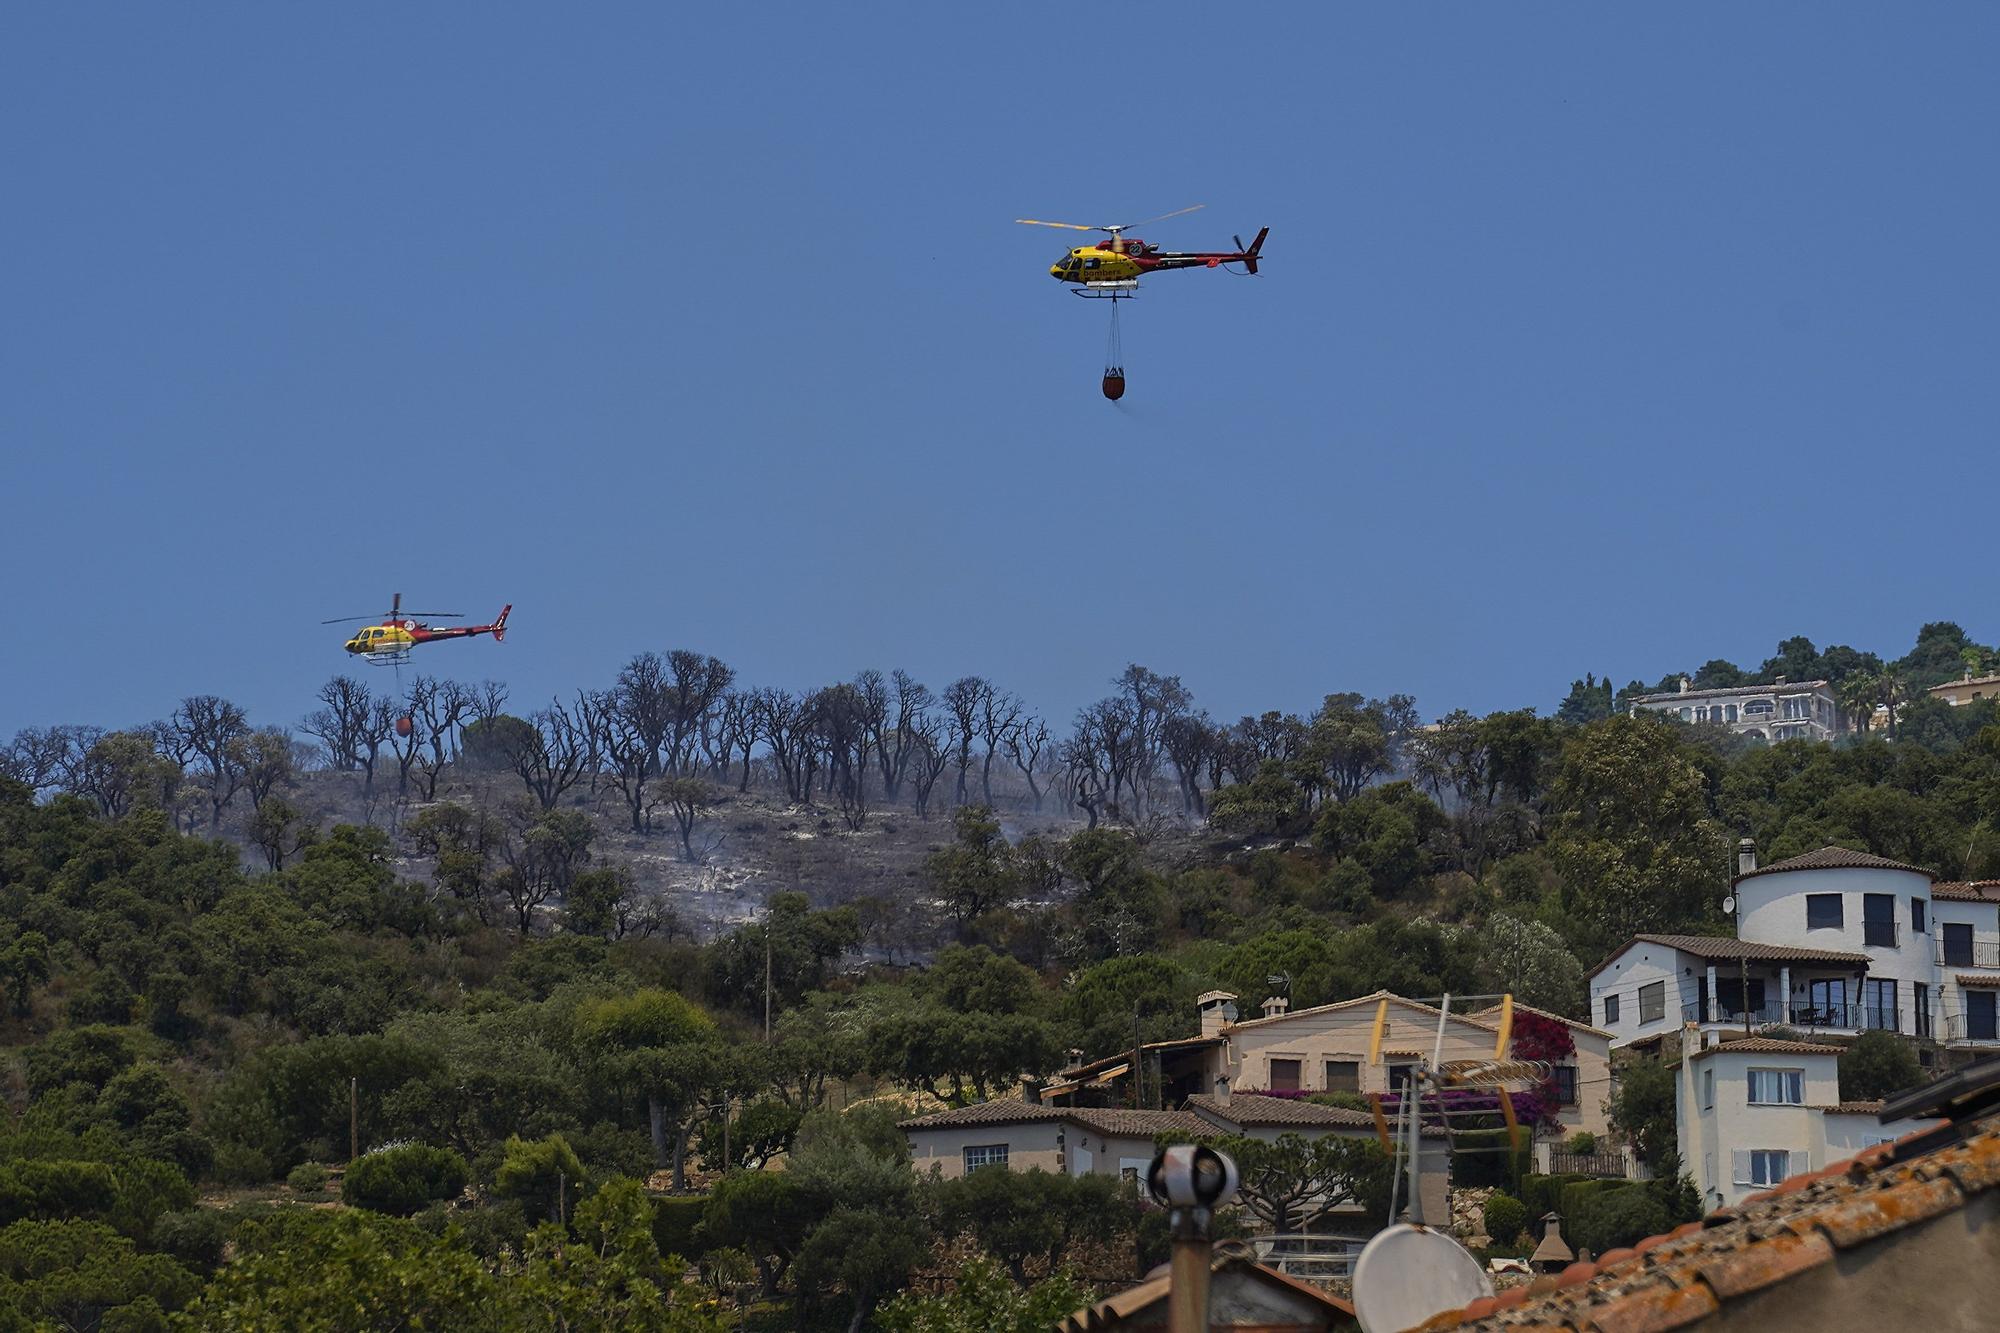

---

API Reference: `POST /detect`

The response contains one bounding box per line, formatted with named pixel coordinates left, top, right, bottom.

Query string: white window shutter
left=1732, top=1150, right=1752, bottom=1185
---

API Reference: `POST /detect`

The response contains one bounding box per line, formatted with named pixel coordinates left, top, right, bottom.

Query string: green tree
left=700, top=1170, right=810, bottom=1297
left=1482, top=1192, right=1528, bottom=1246
left=516, top=1178, right=725, bottom=1333
left=494, top=1133, right=587, bottom=1225
left=0, top=1218, right=197, bottom=1330
left=1606, top=1056, right=1677, bottom=1171
left=341, top=1142, right=469, bottom=1216
left=1555, top=674, right=1614, bottom=726
left=1164, top=1133, right=1391, bottom=1234
left=934, top=1168, right=1132, bottom=1285
left=574, top=989, right=718, bottom=1186
left=875, top=1254, right=1096, bottom=1333
left=178, top=1210, right=505, bottom=1330
left=926, top=806, right=1022, bottom=937
left=1547, top=716, right=1728, bottom=943
left=1838, top=1030, right=1922, bottom=1102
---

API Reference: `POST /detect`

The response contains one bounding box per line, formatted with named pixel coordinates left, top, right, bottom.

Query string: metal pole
left=1133, top=1005, right=1144, bottom=1111
left=349, top=1077, right=359, bottom=1162
left=1168, top=1234, right=1211, bottom=1333
left=763, top=923, right=772, bottom=1041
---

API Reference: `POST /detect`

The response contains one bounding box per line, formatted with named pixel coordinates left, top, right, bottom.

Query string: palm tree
left=1838, top=673, right=1880, bottom=737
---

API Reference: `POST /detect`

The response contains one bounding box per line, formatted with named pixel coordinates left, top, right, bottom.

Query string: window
left=1969, top=991, right=1998, bottom=1042
left=1324, top=1060, right=1360, bottom=1093
left=1638, top=981, right=1665, bottom=1024
left=1747, top=1068, right=1804, bottom=1104
left=1916, top=982, right=1931, bottom=1039
left=1702, top=1068, right=1714, bottom=1109
left=1717, top=977, right=1766, bottom=1020
left=1602, top=994, right=1621, bottom=1026
left=1803, top=977, right=1848, bottom=1026
left=1119, top=1166, right=1139, bottom=1185
left=1736, top=1149, right=1797, bottom=1187
left=1268, top=1058, right=1301, bottom=1092
left=1863, top=978, right=1898, bottom=1031
left=1912, top=899, right=1927, bottom=934
left=1680, top=707, right=1692, bottom=721
left=1387, top=1063, right=1416, bottom=1092
left=1744, top=699, right=1774, bottom=717
left=1549, top=1064, right=1578, bottom=1106
left=963, top=1144, right=1009, bottom=1171
left=1725, top=704, right=1739, bottom=723
left=1863, top=894, right=1896, bottom=947
left=1806, top=895, right=1843, bottom=930
left=1943, top=923, right=1974, bottom=967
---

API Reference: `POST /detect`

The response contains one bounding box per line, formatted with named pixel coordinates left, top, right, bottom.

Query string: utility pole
left=1132, top=1004, right=1144, bottom=1111
left=763, top=922, right=773, bottom=1041
left=349, top=1077, right=359, bottom=1162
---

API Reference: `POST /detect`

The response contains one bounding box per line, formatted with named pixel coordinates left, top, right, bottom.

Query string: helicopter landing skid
left=1071, top=280, right=1139, bottom=299
left=362, top=650, right=413, bottom=667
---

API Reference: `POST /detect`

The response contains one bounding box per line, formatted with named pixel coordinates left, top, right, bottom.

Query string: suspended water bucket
left=1102, top=370, right=1126, bottom=401
left=395, top=715, right=414, bottom=738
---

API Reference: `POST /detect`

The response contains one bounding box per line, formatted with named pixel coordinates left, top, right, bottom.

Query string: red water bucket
left=1102, top=372, right=1126, bottom=401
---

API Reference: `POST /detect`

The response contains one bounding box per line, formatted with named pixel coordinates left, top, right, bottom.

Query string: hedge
left=1452, top=1129, right=1531, bottom=1190
left=652, top=1195, right=710, bottom=1260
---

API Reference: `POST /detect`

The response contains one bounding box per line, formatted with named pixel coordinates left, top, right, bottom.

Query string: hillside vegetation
left=2, top=623, right=1998, bottom=1326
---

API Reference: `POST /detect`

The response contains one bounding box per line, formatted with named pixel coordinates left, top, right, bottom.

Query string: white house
left=1674, top=1027, right=1939, bottom=1210
left=1588, top=844, right=2000, bottom=1057
left=1629, top=678, right=1844, bottom=742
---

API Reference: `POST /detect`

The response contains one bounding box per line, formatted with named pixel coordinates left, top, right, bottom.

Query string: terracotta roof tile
left=1427, top=1124, right=2000, bottom=1332
left=1587, top=933, right=1868, bottom=980
left=1816, top=1100, right=1886, bottom=1115
left=1734, top=844, right=1933, bottom=882
left=1687, top=1036, right=1843, bottom=1059
left=1932, top=880, right=2000, bottom=902
left=897, top=1100, right=1062, bottom=1130
left=1183, top=1093, right=1376, bottom=1129
left=1062, top=1107, right=1208, bottom=1138
left=1955, top=974, right=2000, bottom=988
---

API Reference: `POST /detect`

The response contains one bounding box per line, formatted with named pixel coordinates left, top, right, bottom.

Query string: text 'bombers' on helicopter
left=320, top=592, right=511, bottom=667
left=1016, top=205, right=1267, bottom=399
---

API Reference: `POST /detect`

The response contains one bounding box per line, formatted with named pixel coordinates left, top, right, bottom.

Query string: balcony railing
left=1935, top=1014, right=2000, bottom=1043
left=1935, top=939, right=2000, bottom=969
left=1683, top=1000, right=1902, bottom=1032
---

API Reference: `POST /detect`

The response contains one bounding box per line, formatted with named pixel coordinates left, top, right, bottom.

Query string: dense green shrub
left=1573, top=1186, right=1671, bottom=1254
left=491, top=1134, right=585, bottom=1225
left=1482, top=1193, right=1528, bottom=1246
left=653, top=1194, right=712, bottom=1261
left=341, top=1144, right=467, bottom=1217
left=1452, top=1129, right=1530, bottom=1189
left=285, top=1163, right=326, bottom=1194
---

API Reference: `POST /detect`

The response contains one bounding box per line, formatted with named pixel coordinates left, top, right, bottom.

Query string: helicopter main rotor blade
left=398, top=612, right=463, bottom=618
left=1110, top=204, right=1205, bottom=231
left=321, top=616, right=379, bottom=625
left=1015, top=218, right=1098, bottom=231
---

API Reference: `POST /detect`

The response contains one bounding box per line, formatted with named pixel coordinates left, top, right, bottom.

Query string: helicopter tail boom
left=1240, top=227, right=1269, bottom=275
left=491, top=605, right=511, bottom=643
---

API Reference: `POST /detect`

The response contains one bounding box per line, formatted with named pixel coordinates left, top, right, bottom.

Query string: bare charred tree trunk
left=507, top=697, right=593, bottom=810
left=1005, top=716, right=1051, bottom=812
left=754, top=689, right=812, bottom=802
left=302, top=677, right=372, bottom=771
left=877, top=670, right=932, bottom=801
left=977, top=688, right=1022, bottom=808
left=943, top=676, right=990, bottom=807
left=172, top=694, right=251, bottom=829
left=909, top=718, right=950, bottom=819
left=715, top=691, right=757, bottom=792
left=665, top=650, right=735, bottom=775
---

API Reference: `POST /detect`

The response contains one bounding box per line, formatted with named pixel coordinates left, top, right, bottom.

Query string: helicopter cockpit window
left=1083, top=257, right=1100, bottom=269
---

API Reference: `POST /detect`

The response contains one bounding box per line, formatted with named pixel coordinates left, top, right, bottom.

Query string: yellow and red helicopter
left=1016, top=204, right=1268, bottom=299
left=322, top=593, right=511, bottom=666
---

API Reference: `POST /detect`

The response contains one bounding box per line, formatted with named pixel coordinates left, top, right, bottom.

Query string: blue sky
left=4, top=5, right=1997, bottom=737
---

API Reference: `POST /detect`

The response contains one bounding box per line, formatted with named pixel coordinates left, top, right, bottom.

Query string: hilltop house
left=1672, top=1027, right=1940, bottom=1209
left=1043, top=990, right=1612, bottom=1143
left=1629, top=677, right=1844, bottom=742
left=1587, top=843, right=2000, bottom=1057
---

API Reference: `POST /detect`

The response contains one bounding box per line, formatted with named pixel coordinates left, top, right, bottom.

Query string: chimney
left=1530, top=1212, right=1574, bottom=1272
left=1737, top=838, right=1757, bottom=876
left=1198, top=992, right=1239, bottom=1038
left=1679, top=676, right=1692, bottom=694
left=1774, top=675, right=1788, bottom=686
left=1260, top=995, right=1290, bottom=1019
left=1214, top=1075, right=1232, bottom=1106
left=1021, top=1076, right=1042, bottom=1106
left=1682, top=1021, right=1703, bottom=1063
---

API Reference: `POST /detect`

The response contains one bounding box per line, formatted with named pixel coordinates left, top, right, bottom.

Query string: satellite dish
left=1722, top=895, right=1737, bottom=916
left=1352, top=1223, right=1493, bottom=1333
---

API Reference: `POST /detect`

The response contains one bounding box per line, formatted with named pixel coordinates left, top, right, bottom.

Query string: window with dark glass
left=1912, top=899, right=1927, bottom=934
left=1943, top=923, right=1974, bottom=967
left=1806, top=894, right=1843, bottom=930
left=1549, top=1064, right=1578, bottom=1106
left=1863, top=978, right=1898, bottom=1031
left=1804, top=977, right=1848, bottom=1026
left=1968, top=990, right=1998, bottom=1042
left=1324, top=1060, right=1359, bottom=1093
left=1268, top=1058, right=1301, bottom=1092
left=1603, top=994, right=1620, bottom=1026
left=1717, top=977, right=1766, bottom=1020
left=1915, top=982, right=1931, bottom=1038
left=1638, top=981, right=1665, bottom=1024
left=1863, top=894, right=1896, bottom=947
left=1388, top=1063, right=1416, bottom=1092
